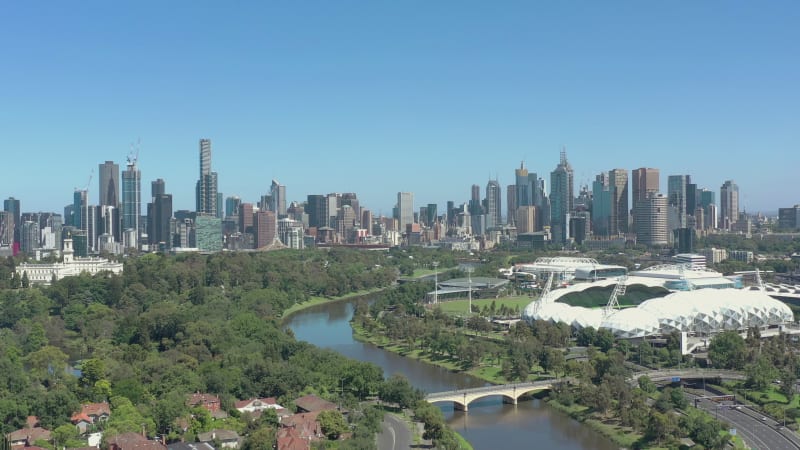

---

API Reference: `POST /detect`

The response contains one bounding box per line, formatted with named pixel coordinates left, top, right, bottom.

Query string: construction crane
left=603, top=275, right=627, bottom=317
left=127, top=138, right=140, bottom=167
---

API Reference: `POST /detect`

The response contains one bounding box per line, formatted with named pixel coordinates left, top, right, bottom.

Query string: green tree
left=379, top=375, right=423, bottom=410
left=317, top=410, right=348, bottom=440
left=708, top=331, right=746, bottom=370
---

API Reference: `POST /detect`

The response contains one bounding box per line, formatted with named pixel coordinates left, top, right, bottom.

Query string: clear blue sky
left=1, top=1, right=798, bottom=215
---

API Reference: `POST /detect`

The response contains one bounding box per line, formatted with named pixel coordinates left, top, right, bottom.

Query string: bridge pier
left=454, top=402, right=468, bottom=412
left=503, top=397, right=518, bottom=405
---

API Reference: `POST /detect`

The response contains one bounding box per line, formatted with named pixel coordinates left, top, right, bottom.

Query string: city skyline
left=2, top=2, right=798, bottom=214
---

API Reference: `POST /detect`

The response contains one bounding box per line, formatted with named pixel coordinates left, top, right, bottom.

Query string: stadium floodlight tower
left=603, top=275, right=628, bottom=317
left=466, top=266, right=474, bottom=314
left=432, top=261, right=439, bottom=305
left=532, top=271, right=556, bottom=316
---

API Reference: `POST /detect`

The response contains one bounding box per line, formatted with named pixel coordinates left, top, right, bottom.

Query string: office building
left=592, top=173, right=612, bottom=237
left=253, top=210, right=277, bottom=248
left=270, top=180, right=287, bottom=216
left=306, top=195, right=327, bottom=229
left=4, top=197, right=21, bottom=246
left=609, top=169, right=629, bottom=235
left=550, top=149, right=574, bottom=243
left=195, top=215, right=222, bottom=252
left=196, top=139, right=219, bottom=216
left=667, top=175, right=689, bottom=229
left=225, top=196, right=241, bottom=219
left=516, top=206, right=537, bottom=234
left=631, top=168, right=659, bottom=230
left=720, top=180, right=739, bottom=230
left=21, top=221, right=39, bottom=254
left=397, top=192, right=414, bottom=231
left=635, top=193, right=668, bottom=247
left=506, top=185, right=517, bottom=226
left=778, top=205, right=800, bottom=230
left=98, top=161, right=119, bottom=208
left=147, top=179, right=173, bottom=250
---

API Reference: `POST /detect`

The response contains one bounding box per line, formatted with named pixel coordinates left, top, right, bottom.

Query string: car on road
left=761, top=416, right=767, bottom=421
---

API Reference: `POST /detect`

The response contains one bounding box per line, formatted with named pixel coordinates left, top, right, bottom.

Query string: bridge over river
left=426, top=369, right=746, bottom=411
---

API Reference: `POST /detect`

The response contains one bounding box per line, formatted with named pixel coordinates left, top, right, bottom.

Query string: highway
left=688, top=391, right=800, bottom=450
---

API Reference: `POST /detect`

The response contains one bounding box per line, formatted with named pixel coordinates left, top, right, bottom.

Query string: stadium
left=519, top=257, right=797, bottom=340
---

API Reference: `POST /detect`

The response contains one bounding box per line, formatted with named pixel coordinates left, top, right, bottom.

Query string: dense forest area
left=0, top=248, right=461, bottom=448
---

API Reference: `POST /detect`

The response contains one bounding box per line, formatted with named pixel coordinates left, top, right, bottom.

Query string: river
left=286, top=300, right=617, bottom=450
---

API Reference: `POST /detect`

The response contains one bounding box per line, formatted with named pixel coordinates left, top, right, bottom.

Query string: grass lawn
left=436, top=296, right=534, bottom=315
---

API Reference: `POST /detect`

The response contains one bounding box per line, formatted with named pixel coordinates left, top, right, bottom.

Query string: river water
left=286, top=300, right=617, bottom=450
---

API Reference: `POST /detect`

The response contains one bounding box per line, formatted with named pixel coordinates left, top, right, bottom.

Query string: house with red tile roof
left=279, top=412, right=323, bottom=441
left=71, top=402, right=112, bottom=434
left=187, top=393, right=221, bottom=413
left=107, top=432, right=167, bottom=450
left=275, top=428, right=310, bottom=450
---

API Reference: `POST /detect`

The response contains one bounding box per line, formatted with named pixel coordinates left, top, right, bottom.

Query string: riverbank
left=280, top=286, right=390, bottom=323
left=353, top=319, right=633, bottom=449
left=351, top=320, right=509, bottom=385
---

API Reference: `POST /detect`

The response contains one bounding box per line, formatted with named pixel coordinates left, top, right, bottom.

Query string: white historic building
left=15, top=237, right=123, bottom=285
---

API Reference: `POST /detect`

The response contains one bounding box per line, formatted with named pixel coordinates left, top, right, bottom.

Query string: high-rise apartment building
left=485, top=180, right=501, bottom=229
left=397, top=192, right=414, bottom=231
left=609, top=169, right=629, bottom=235
left=121, top=158, right=141, bottom=248
left=0, top=211, right=13, bottom=246
left=550, top=149, right=574, bottom=243
left=99, top=161, right=120, bottom=208
left=720, top=180, right=739, bottom=230
left=635, top=194, right=668, bottom=247
left=196, top=139, right=219, bottom=216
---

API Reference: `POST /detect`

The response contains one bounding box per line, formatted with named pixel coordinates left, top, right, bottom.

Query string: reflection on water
left=286, top=300, right=617, bottom=450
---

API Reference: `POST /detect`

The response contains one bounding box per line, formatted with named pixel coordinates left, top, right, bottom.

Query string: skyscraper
left=485, top=180, right=501, bottom=229
left=397, top=192, right=414, bottom=231
left=667, top=175, right=689, bottom=229
left=506, top=185, right=517, bottom=227
left=609, top=169, right=629, bottom=235
left=99, top=161, right=120, bottom=208
left=147, top=179, right=172, bottom=250
left=3, top=197, right=20, bottom=245
left=196, top=139, right=219, bottom=216
left=635, top=194, right=668, bottom=247
left=270, top=180, right=286, bottom=216
left=720, top=180, right=739, bottom=230
left=592, top=173, right=612, bottom=237
left=514, top=163, right=530, bottom=209
left=121, top=157, right=141, bottom=248
left=550, top=149, right=574, bottom=243
left=225, top=196, right=241, bottom=219
left=253, top=210, right=277, bottom=248
left=631, top=167, right=659, bottom=221
left=306, top=195, right=326, bottom=229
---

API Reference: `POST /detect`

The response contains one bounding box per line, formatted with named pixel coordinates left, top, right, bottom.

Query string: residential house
left=167, top=443, right=215, bottom=450
left=71, top=402, right=111, bottom=434
left=234, top=397, right=283, bottom=414
left=292, top=395, right=338, bottom=414
left=275, top=427, right=310, bottom=450
left=107, top=432, right=167, bottom=450
left=279, top=412, right=323, bottom=442
left=6, top=426, right=52, bottom=447
left=187, top=393, right=221, bottom=413
left=197, top=430, right=239, bottom=449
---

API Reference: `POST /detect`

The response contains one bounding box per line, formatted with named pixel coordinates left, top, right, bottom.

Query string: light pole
left=433, top=261, right=439, bottom=305
left=467, top=266, right=474, bottom=315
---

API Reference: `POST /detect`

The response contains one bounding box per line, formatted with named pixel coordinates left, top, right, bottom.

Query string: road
left=378, top=413, right=414, bottom=450
left=688, top=392, right=800, bottom=450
